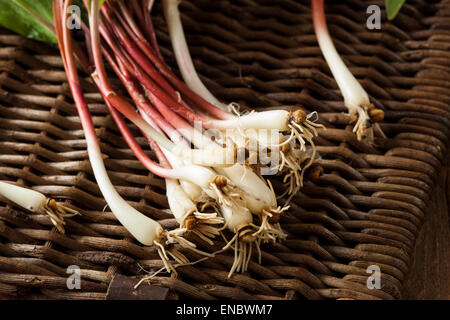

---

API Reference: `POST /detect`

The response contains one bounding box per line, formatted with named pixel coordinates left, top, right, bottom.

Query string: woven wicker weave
left=0, top=0, right=449, bottom=300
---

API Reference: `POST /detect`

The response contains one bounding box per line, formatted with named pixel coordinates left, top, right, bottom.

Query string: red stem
left=87, top=2, right=149, bottom=138
left=103, top=1, right=233, bottom=121
left=106, top=100, right=173, bottom=176
left=98, top=18, right=217, bottom=129
left=89, top=0, right=112, bottom=93
left=102, top=2, right=179, bottom=99
left=125, top=0, right=164, bottom=63
left=129, top=0, right=146, bottom=31
left=102, top=46, right=185, bottom=144
left=91, top=53, right=174, bottom=176
left=59, top=0, right=97, bottom=146
left=116, top=1, right=145, bottom=42
left=311, top=0, right=327, bottom=39
left=57, top=0, right=176, bottom=180
left=141, top=0, right=165, bottom=62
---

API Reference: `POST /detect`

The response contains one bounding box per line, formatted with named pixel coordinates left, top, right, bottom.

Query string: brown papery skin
left=288, top=109, right=308, bottom=126
left=368, top=104, right=385, bottom=123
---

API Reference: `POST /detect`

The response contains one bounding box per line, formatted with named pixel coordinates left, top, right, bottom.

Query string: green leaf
left=0, top=0, right=106, bottom=45
left=0, top=0, right=56, bottom=43
left=385, top=0, right=406, bottom=20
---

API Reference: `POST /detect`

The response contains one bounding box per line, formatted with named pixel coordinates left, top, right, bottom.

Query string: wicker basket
left=0, top=0, right=448, bottom=300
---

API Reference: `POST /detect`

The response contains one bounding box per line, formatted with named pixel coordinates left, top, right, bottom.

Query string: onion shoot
left=312, top=0, right=385, bottom=142
left=0, top=181, right=78, bottom=234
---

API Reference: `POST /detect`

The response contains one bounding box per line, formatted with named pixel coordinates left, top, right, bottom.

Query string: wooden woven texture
left=0, top=0, right=449, bottom=300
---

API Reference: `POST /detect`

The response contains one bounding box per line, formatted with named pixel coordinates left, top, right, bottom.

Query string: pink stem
left=57, top=0, right=177, bottom=181
left=129, top=0, right=146, bottom=31
left=312, top=0, right=328, bottom=42
left=58, top=1, right=97, bottom=147
left=142, top=0, right=165, bottom=62
left=102, top=2, right=178, bottom=98
left=103, top=46, right=185, bottom=144
left=103, top=1, right=233, bottom=121
left=106, top=100, right=173, bottom=176
left=98, top=19, right=217, bottom=128
left=89, top=0, right=112, bottom=93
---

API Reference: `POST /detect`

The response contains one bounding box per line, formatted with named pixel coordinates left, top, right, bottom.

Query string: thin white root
left=134, top=246, right=219, bottom=289
left=43, top=199, right=80, bottom=234
left=229, top=102, right=242, bottom=116
left=148, top=227, right=218, bottom=276
left=256, top=238, right=262, bottom=264
left=224, top=231, right=257, bottom=278
left=154, top=240, right=177, bottom=275
left=279, top=151, right=303, bottom=198
left=351, top=105, right=386, bottom=143
left=166, top=229, right=215, bottom=258
left=134, top=266, right=166, bottom=289
left=374, top=122, right=387, bottom=139
left=278, top=146, right=317, bottom=203
left=222, top=217, right=286, bottom=278
left=251, top=208, right=288, bottom=243
left=185, top=211, right=224, bottom=245
left=352, top=106, right=370, bottom=141
left=276, top=111, right=324, bottom=200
